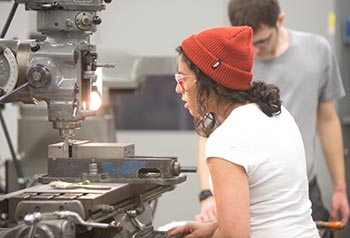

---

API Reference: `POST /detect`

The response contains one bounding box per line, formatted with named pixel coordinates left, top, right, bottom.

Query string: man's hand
left=195, top=196, right=217, bottom=222
left=331, top=188, right=349, bottom=225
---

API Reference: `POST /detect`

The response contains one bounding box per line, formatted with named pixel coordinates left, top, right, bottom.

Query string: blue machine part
left=346, top=16, right=350, bottom=44
left=102, top=161, right=147, bottom=176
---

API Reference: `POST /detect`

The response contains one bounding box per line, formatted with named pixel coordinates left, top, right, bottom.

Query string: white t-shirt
left=206, top=103, right=319, bottom=238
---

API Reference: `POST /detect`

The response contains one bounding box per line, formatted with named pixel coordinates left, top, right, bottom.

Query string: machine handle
left=180, top=166, right=197, bottom=173
left=173, top=162, right=197, bottom=175
left=315, top=221, right=345, bottom=230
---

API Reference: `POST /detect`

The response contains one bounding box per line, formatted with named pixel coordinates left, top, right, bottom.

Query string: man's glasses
left=253, top=31, right=273, bottom=48
left=174, top=73, right=195, bottom=92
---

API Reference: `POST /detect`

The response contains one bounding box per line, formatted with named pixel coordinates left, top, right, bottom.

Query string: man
left=196, top=0, right=349, bottom=234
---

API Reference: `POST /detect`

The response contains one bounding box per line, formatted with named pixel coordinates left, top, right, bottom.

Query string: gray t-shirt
left=252, top=29, right=345, bottom=180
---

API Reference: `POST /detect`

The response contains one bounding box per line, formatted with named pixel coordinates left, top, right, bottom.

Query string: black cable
left=0, top=1, right=19, bottom=38
left=0, top=1, right=26, bottom=189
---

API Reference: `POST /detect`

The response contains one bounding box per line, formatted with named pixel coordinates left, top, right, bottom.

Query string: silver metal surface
left=1, top=179, right=180, bottom=237
left=48, top=140, right=135, bottom=159
left=45, top=141, right=189, bottom=185
left=23, top=212, right=42, bottom=238
left=0, top=0, right=111, bottom=140
left=0, top=47, right=18, bottom=94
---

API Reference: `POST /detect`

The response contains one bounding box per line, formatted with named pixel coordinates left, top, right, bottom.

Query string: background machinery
left=0, top=0, right=196, bottom=237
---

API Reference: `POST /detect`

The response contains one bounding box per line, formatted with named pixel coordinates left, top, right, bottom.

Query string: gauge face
left=0, top=47, right=18, bottom=95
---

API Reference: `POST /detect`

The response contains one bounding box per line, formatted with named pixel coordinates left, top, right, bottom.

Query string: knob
left=93, top=16, right=102, bottom=25
left=173, top=162, right=197, bottom=175
left=30, top=41, right=41, bottom=52
left=27, top=64, right=51, bottom=88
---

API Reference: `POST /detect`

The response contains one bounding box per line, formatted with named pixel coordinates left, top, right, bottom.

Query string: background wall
left=94, top=0, right=229, bottom=56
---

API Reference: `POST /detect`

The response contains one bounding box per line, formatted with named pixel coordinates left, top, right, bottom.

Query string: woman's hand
left=167, top=221, right=217, bottom=238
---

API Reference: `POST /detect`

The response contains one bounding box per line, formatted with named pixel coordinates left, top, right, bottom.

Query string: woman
left=167, top=26, right=318, bottom=238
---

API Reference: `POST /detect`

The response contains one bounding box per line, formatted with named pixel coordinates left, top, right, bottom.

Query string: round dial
left=0, top=47, right=18, bottom=95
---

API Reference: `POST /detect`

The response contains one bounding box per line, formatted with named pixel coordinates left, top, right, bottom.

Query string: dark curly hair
left=176, top=46, right=282, bottom=137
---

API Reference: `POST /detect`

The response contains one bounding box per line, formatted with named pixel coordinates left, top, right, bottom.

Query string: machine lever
left=173, top=162, right=197, bottom=175
left=54, top=211, right=122, bottom=231
left=96, top=63, right=115, bottom=68
left=24, top=212, right=42, bottom=238
left=180, top=166, right=197, bottom=173
left=130, top=217, right=146, bottom=231
left=0, top=82, right=29, bottom=103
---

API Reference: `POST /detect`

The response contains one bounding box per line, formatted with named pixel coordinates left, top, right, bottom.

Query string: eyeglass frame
left=174, top=73, right=196, bottom=92
left=252, top=29, right=274, bottom=48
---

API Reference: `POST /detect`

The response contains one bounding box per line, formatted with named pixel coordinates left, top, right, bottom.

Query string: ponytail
left=250, top=81, right=281, bottom=117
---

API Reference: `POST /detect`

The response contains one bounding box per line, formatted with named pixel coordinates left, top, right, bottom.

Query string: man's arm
left=317, top=101, right=349, bottom=224
left=195, top=136, right=217, bottom=222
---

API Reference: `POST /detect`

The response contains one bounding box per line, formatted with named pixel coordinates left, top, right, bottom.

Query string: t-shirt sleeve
left=318, top=38, right=345, bottom=102
left=206, top=132, right=256, bottom=176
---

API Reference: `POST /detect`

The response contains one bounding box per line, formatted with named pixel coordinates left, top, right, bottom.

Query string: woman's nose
left=175, top=83, right=183, bottom=94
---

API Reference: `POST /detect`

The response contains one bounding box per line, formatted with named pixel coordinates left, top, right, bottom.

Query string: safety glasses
left=253, top=28, right=276, bottom=48
left=174, top=73, right=196, bottom=92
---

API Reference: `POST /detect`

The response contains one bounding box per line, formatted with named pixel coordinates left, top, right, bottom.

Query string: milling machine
left=0, top=0, right=195, bottom=237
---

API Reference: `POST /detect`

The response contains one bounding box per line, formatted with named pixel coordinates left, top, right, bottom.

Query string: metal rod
left=0, top=2, right=19, bottom=38
left=0, top=107, right=26, bottom=189
left=0, top=82, right=29, bottom=103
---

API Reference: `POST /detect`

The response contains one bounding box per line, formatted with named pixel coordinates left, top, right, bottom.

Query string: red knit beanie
left=181, top=26, right=254, bottom=90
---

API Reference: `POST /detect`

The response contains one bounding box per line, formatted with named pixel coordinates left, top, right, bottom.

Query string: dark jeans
left=309, top=177, right=333, bottom=238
